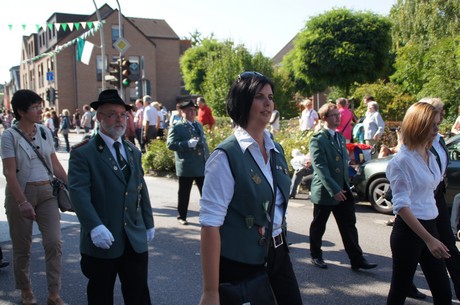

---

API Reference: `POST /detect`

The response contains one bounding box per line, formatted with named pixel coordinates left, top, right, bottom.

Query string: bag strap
left=12, top=126, right=53, bottom=178
left=341, top=118, right=352, bottom=134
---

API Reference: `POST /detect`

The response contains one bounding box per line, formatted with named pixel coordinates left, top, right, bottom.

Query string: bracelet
left=17, top=201, right=28, bottom=207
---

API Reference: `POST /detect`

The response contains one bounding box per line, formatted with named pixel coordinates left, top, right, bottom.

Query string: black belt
left=271, top=233, right=284, bottom=248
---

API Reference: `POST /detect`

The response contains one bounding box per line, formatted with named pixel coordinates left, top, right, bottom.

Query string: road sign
left=113, top=37, right=131, bottom=54
left=46, top=72, right=54, bottom=81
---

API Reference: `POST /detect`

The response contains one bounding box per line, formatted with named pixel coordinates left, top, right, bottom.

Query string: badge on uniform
left=250, top=170, right=262, bottom=184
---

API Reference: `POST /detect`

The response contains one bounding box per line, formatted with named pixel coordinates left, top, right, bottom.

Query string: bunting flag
left=21, top=20, right=103, bottom=64
left=6, top=21, right=101, bottom=33
left=80, top=40, right=94, bottom=65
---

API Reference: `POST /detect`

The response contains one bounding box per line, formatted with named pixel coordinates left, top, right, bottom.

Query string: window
left=111, top=25, right=120, bottom=45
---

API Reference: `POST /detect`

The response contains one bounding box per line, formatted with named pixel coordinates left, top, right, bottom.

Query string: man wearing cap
left=68, top=89, right=155, bottom=305
left=167, top=100, right=209, bottom=225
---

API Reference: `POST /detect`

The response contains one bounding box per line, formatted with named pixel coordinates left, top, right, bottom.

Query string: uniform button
left=124, top=222, right=127, bottom=226
left=125, top=192, right=128, bottom=196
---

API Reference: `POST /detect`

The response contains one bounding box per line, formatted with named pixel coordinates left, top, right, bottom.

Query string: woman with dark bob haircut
left=1, top=89, right=67, bottom=305
left=199, top=72, right=303, bottom=305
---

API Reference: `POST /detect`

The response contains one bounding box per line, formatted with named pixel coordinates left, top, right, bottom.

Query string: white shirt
left=199, top=127, right=284, bottom=237
left=300, top=108, right=318, bottom=131
left=143, top=105, right=159, bottom=126
left=386, top=145, right=441, bottom=220
left=98, top=131, right=127, bottom=168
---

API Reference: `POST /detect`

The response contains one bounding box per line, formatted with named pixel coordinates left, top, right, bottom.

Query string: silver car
left=352, top=134, right=460, bottom=214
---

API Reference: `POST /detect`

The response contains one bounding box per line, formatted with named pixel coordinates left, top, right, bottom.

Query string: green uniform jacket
left=217, top=135, right=291, bottom=264
left=68, top=134, right=154, bottom=259
left=166, top=119, right=209, bottom=177
left=309, top=129, right=351, bottom=206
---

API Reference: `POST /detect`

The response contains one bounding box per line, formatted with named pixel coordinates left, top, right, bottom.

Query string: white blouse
left=386, top=145, right=441, bottom=220
left=199, top=127, right=284, bottom=237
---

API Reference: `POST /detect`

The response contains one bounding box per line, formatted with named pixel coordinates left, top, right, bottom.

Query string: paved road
left=0, top=131, right=458, bottom=304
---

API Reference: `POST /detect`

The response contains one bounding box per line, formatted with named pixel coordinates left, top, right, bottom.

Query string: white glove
left=188, top=138, right=199, bottom=148
left=146, top=227, right=155, bottom=242
left=90, top=224, right=114, bottom=249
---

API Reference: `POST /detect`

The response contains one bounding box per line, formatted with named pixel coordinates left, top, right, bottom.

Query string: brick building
left=17, top=3, right=190, bottom=114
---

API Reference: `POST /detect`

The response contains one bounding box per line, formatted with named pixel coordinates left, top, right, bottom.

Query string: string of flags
left=15, top=21, right=105, bottom=64
left=7, top=21, right=102, bottom=33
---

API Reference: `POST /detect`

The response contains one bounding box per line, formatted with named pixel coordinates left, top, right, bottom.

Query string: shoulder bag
left=12, top=126, right=74, bottom=212
left=218, top=150, right=279, bottom=305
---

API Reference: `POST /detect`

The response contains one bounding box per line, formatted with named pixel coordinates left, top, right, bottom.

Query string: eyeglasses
left=29, top=105, right=43, bottom=111
left=99, top=112, right=129, bottom=120
left=237, top=71, right=264, bottom=82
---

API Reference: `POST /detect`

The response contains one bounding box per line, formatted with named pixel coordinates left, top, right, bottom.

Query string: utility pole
left=92, top=0, right=106, bottom=90
left=115, top=0, right=124, bottom=101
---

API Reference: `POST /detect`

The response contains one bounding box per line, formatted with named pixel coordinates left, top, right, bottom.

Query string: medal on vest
left=245, top=216, right=254, bottom=229
left=250, top=169, right=262, bottom=184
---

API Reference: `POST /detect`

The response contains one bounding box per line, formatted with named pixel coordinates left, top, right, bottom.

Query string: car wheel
left=368, top=177, right=393, bottom=214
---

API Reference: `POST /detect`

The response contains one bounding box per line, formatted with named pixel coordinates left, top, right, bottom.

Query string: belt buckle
left=272, top=233, right=284, bottom=248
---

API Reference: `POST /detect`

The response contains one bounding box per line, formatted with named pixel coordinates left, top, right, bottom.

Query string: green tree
left=389, top=0, right=460, bottom=115
left=180, top=38, right=275, bottom=116
left=282, top=8, right=393, bottom=96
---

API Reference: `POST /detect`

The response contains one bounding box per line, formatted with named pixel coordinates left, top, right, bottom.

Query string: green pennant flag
left=8, top=25, right=12, bottom=31
left=48, top=23, right=53, bottom=30
left=62, top=23, right=68, bottom=31
left=76, top=38, right=85, bottom=62
left=22, top=24, right=26, bottom=30
left=75, top=23, right=80, bottom=30
left=35, top=24, right=41, bottom=31
left=87, top=22, right=93, bottom=29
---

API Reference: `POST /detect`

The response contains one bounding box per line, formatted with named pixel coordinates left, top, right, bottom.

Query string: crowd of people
left=1, top=75, right=460, bottom=305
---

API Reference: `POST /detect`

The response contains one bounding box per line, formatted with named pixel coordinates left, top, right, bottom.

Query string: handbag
left=219, top=272, right=278, bottom=305
left=218, top=150, right=279, bottom=305
left=51, top=177, right=74, bottom=212
left=12, top=126, right=74, bottom=212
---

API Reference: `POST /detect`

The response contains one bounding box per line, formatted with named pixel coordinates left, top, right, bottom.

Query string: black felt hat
left=90, top=89, right=132, bottom=111
left=178, top=99, right=197, bottom=109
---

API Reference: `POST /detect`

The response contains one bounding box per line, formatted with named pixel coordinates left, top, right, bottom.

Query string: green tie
left=113, top=142, right=130, bottom=181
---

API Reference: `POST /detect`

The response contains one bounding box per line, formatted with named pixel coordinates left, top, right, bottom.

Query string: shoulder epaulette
left=70, top=138, right=90, bottom=151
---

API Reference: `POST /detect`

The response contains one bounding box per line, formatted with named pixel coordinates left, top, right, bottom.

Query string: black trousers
left=309, top=195, right=364, bottom=264
left=80, top=241, right=151, bottom=305
left=220, top=236, right=303, bottom=305
left=177, top=176, right=204, bottom=220
left=387, top=217, right=451, bottom=305
left=435, top=190, right=460, bottom=300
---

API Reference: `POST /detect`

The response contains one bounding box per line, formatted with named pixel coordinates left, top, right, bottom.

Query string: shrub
left=142, top=117, right=313, bottom=176
left=141, top=139, right=175, bottom=175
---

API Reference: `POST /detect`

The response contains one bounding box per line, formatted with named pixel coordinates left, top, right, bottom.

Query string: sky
left=0, top=0, right=396, bottom=84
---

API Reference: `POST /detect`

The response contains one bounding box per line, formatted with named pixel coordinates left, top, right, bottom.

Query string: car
left=352, top=134, right=460, bottom=214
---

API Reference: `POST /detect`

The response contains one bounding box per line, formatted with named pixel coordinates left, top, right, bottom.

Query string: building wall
left=18, top=9, right=184, bottom=117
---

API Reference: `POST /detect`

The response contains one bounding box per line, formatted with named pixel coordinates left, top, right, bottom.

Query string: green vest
left=217, top=135, right=291, bottom=264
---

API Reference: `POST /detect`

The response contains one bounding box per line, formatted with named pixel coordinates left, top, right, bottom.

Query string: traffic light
left=135, top=80, right=143, bottom=98
left=107, top=60, right=120, bottom=88
left=46, top=89, right=50, bottom=101
left=121, top=59, right=131, bottom=87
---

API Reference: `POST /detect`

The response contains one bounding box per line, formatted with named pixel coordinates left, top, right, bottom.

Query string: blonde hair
left=419, top=97, right=444, bottom=111
left=401, top=102, right=438, bottom=150
left=62, top=109, right=69, bottom=116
